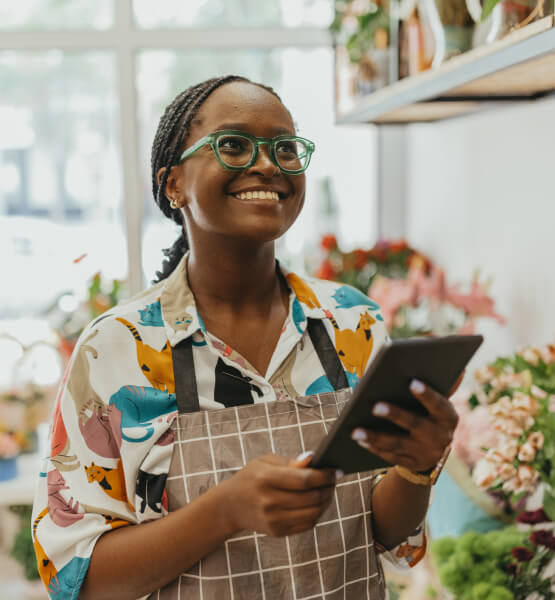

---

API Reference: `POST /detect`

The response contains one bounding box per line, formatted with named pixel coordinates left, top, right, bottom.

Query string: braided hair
left=151, top=75, right=284, bottom=282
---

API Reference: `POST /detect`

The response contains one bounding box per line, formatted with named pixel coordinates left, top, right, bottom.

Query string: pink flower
left=446, top=276, right=505, bottom=323
left=368, top=276, right=417, bottom=328
left=527, top=431, right=544, bottom=450
left=494, top=419, right=524, bottom=438
left=517, top=443, right=536, bottom=462
left=475, top=366, right=496, bottom=385
left=0, top=432, right=19, bottom=459
left=520, top=347, right=541, bottom=366
left=490, top=395, right=513, bottom=417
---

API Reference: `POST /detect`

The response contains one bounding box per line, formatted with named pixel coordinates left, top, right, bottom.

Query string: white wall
left=405, top=96, right=555, bottom=364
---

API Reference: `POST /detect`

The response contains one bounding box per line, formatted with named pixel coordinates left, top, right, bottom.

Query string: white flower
left=490, top=395, right=513, bottom=417
left=475, top=366, right=496, bottom=385
left=498, top=463, right=517, bottom=481
left=512, top=392, right=539, bottom=415
left=473, top=458, right=499, bottom=488
left=527, top=431, right=544, bottom=449
left=511, top=410, right=535, bottom=430
left=520, top=347, right=541, bottom=366
left=517, top=464, right=538, bottom=486
left=502, top=478, right=519, bottom=493
left=498, top=439, right=519, bottom=462
left=494, top=419, right=524, bottom=438
left=530, top=385, right=547, bottom=399
left=517, top=442, right=536, bottom=462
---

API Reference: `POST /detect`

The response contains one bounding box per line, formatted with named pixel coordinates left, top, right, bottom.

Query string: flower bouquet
left=432, top=519, right=555, bottom=599
left=313, top=235, right=505, bottom=338
left=470, top=343, right=555, bottom=519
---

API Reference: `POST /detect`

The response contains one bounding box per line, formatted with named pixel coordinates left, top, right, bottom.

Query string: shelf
left=336, top=16, right=555, bottom=124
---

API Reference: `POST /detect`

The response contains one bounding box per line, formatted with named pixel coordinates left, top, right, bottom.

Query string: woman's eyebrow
left=214, top=122, right=295, bottom=135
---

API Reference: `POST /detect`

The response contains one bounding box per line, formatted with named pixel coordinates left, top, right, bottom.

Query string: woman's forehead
left=190, top=81, right=295, bottom=136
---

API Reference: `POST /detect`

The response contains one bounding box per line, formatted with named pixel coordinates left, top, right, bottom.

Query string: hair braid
left=150, top=75, right=284, bottom=283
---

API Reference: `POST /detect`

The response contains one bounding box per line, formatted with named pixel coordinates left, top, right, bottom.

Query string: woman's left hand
left=351, top=378, right=460, bottom=473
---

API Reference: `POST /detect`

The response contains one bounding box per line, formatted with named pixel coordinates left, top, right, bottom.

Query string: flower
left=512, top=392, right=539, bottom=415
left=526, top=431, right=544, bottom=450
left=497, top=439, right=519, bottom=462
left=510, top=546, right=534, bottom=562
left=320, top=233, right=337, bottom=251
left=516, top=465, right=537, bottom=488
left=530, top=385, right=547, bottom=399
left=315, top=260, right=337, bottom=280
left=505, top=562, right=518, bottom=575
left=473, top=457, right=499, bottom=488
left=517, top=509, right=551, bottom=525
left=0, top=432, right=20, bottom=459
left=517, top=443, right=536, bottom=462
left=530, top=530, right=555, bottom=551
left=498, top=463, right=517, bottom=481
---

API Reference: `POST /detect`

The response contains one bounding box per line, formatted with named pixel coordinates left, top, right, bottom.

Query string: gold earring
left=170, top=198, right=179, bottom=210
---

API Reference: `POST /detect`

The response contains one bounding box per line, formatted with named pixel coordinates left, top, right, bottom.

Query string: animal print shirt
left=32, top=255, right=428, bottom=599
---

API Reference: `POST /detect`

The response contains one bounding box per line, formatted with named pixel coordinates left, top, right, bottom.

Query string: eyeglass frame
left=178, top=129, right=315, bottom=175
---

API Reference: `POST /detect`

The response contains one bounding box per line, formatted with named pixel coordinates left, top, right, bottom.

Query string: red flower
left=315, top=260, right=338, bottom=281
left=320, top=234, right=337, bottom=251
left=511, top=546, right=534, bottom=562
left=505, top=562, right=518, bottom=575
left=517, top=509, right=551, bottom=525
left=530, top=530, right=555, bottom=551
left=353, top=249, right=368, bottom=270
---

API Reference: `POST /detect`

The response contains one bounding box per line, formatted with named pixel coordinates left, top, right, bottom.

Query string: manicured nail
left=296, top=450, right=314, bottom=461
left=335, top=469, right=345, bottom=480
left=351, top=428, right=367, bottom=441
left=410, top=379, right=425, bottom=394
left=373, top=402, right=389, bottom=416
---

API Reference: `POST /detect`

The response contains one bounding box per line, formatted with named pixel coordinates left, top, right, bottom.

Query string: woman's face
left=169, top=81, right=306, bottom=247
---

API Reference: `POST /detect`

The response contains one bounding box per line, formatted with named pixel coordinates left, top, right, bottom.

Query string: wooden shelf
left=336, top=16, right=555, bottom=124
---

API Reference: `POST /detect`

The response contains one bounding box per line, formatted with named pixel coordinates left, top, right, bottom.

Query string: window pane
left=137, top=48, right=376, bottom=282
left=133, top=0, right=333, bottom=28
left=0, top=51, right=125, bottom=318
left=0, top=0, right=113, bottom=31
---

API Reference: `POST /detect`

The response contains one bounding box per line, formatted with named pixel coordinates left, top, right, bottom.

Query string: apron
left=149, top=319, right=385, bottom=599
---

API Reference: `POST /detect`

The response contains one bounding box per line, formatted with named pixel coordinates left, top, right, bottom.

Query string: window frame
left=0, top=0, right=331, bottom=294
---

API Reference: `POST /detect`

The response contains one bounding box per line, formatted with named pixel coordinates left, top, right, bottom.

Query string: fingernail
left=335, top=469, right=344, bottom=480
left=295, top=450, right=314, bottom=461
left=410, top=379, right=425, bottom=394
left=351, top=428, right=367, bottom=441
left=373, top=402, right=389, bottom=416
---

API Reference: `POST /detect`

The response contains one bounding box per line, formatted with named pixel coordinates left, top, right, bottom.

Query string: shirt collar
left=160, top=253, right=326, bottom=347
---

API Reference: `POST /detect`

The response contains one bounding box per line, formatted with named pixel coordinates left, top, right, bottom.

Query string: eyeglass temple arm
left=179, top=134, right=212, bottom=162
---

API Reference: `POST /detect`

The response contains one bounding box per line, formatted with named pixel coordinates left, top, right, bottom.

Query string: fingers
left=269, top=485, right=335, bottom=511
left=409, top=379, right=459, bottom=430
left=449, top=370, right=465, bottom=396
left=288, top=450, right=314, bottom=468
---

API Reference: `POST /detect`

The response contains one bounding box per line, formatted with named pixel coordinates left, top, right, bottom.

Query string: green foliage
left=481, top=0, right=502, bottom=21
left=9, top=505, right=39, bottom=581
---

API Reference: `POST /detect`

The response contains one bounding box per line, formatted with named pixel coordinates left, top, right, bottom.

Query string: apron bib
left=149, top=320, right=385, bottom=599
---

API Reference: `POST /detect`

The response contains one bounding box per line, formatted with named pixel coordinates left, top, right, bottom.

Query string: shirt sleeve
left=31, top=319, right=175, bottom=599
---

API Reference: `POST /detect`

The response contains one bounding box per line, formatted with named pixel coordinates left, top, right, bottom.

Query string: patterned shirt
left=32, top=255, right=428, bottom=599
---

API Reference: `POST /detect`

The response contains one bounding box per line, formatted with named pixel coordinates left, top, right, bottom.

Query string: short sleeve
left=31, top=316, right=175, bottom=599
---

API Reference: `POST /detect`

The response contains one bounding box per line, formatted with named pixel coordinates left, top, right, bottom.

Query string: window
left=1, top=0, right=377, bottom=319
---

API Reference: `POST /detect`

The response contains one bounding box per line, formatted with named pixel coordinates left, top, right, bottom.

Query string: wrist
left=214, top=477, right=243, bottom=537
left=395, top=444, right=452, bottom=486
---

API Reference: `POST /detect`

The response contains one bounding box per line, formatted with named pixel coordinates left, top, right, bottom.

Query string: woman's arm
left=80, top=454, right=335, bottom=600
left=370, top=469, right=431, bottom=549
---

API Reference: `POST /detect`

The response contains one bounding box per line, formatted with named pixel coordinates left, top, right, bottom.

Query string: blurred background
left=1, top=0, right=554, bottom=598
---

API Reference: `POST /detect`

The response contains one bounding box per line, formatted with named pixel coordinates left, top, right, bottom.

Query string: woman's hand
left=351, top=378, right=460, bottom=473
left=222, top=454, right=336, bottom=537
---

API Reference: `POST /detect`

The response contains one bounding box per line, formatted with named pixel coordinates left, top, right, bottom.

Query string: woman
left=32, top=75, right=458, bottom=600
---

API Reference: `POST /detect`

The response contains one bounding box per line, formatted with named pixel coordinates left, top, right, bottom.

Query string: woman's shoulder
left=77, top=280, right=168, bottom=348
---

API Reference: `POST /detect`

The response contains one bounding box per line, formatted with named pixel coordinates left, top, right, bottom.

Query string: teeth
left=235, top=190, right=280, bottom=201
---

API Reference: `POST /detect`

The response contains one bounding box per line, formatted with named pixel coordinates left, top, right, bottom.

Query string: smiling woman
left=31, top=73, right=453, bottom=600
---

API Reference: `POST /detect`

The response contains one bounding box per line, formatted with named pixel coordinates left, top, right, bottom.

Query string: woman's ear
left=157, top=165, right=185, bottom=209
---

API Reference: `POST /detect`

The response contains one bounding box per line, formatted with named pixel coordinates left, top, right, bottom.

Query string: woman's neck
left=186, top=237, right=282, bottom=311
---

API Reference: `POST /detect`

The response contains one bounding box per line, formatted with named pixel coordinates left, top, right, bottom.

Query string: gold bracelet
left=394, top=444, right=452, bottom=487
left=394, top=465, right=433, bottom=486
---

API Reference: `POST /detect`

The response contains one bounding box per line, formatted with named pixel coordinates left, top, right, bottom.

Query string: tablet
left=309, top=334, right=483, bottom=474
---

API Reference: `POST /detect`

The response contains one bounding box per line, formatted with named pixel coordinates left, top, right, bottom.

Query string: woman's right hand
left=222, top=454, right=336, bottom=537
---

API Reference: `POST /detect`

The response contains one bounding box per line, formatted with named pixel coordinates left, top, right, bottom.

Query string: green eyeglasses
left=179, top=130, right=315, bottom=175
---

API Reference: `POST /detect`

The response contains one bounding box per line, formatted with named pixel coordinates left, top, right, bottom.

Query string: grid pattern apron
left=150, top=319, right=385, bottom=599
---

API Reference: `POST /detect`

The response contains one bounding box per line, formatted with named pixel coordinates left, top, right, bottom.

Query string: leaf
left=542, top=487, right=555, bottom=521
left=481, top=0, right=501, bottom=20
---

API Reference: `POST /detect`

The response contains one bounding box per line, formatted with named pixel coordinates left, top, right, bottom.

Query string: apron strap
left=306, top=318, right=349, bottom=391
left=171, top=338, right=200, bottom=414
left=171, top=318, right=348, bottom=415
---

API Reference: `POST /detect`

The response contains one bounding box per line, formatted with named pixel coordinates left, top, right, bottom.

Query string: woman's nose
left=248, top=144, right=279, bottom=177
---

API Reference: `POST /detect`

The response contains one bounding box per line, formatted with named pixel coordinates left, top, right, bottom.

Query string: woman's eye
left=277, top=141, right=298, bottom=156
left=218, top=137, right=248, bottom=153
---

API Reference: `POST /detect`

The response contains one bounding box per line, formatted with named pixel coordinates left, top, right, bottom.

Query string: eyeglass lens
left=216, top=134, right=309, bottom=171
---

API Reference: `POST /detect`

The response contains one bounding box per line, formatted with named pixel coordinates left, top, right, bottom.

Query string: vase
left=0, top=456, right=18, bottom=482
left=419, top=0, right=474, bottom=67
left=428, top=455, right=509, bottom=538
left=466, top=0, right=554, bottom=45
